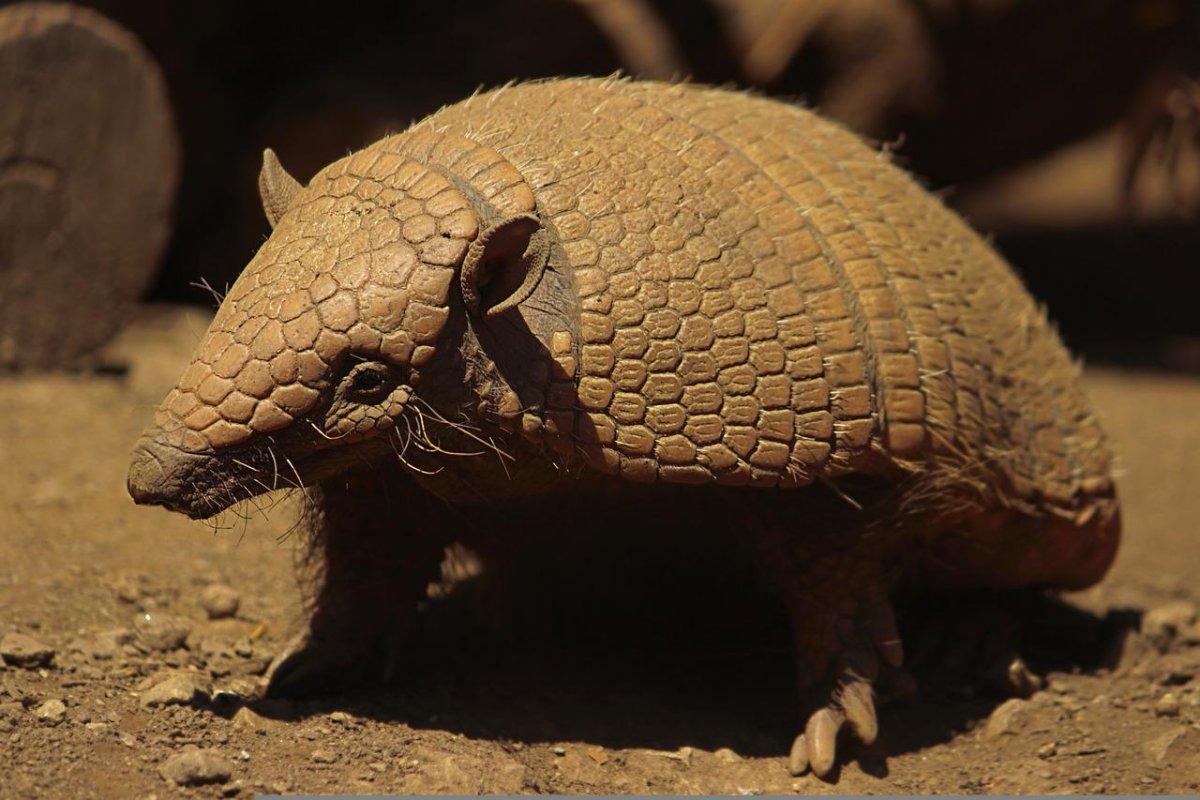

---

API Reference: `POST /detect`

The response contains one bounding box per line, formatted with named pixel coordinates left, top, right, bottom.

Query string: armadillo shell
left=411, top=79, right=1113, bottom=512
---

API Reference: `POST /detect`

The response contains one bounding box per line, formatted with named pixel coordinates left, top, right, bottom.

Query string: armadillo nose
left=126, top=437, right=225, bottom=518
left=126, top=446, right=169, bottom=506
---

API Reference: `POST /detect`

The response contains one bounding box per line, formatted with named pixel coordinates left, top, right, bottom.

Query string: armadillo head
left=127, top=144, right=549, bottom=519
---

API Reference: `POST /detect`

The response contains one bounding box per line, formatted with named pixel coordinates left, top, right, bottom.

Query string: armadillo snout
left=126, top=446, right=165, bottom=505
left=127, top=436, right=223, bottom=519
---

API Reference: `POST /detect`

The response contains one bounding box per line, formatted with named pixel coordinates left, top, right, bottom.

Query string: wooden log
left=0, top=2, right=179, bottom=369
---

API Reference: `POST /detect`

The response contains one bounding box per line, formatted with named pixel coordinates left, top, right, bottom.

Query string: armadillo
left=127, top=77, right=1119, bottom=778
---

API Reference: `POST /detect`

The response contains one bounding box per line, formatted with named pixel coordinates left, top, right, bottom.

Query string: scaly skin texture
left=128, top=78, right=1120, bottom=779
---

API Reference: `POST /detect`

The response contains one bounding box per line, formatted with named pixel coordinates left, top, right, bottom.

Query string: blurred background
left=2, top=0, right=1199, bottom=370
left=4, top=5, right=1200, bottom=794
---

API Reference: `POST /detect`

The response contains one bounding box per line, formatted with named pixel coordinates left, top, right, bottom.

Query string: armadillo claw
left=903, top=591, right=1043, bottom=698
left=787, top=733, right=809, bottom=776
left=788, top=656, right=881, bottom=779
left=262, top=631, right=377, bottom=699
left=840, top=674, right=879, bottom=744
left=806, top=706, right=845, bottom=778
left=257, top=631, right=308, bottom=698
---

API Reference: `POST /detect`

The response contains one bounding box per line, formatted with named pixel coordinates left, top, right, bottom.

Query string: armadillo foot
left=787, top=598, right=902, bottom=779
left=744, top=505, right=905, bottom=780
left=904, top=590, right=1043, bottom=699
left=789, top=652, right=878, bottom=777
left=262, top=616, right=416, bottom=699
left=262, top=630, right=381, bottom=699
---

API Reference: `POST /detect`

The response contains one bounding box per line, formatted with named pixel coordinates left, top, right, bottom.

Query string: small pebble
left=232, top=706, right=272, bottom=733
left=983, top=698, right=1029, bottom=739
left=112, top=575, right=143, bottom=603
left=159, top=746, right=233, bottom=786
left=715, top=747, right=741, bottom=763
left=133, top=613, right=191, bottom=652
left=1143, top=602, right=1198, bottom=651
left=552, top=746, right=566, bottom=756
left=34, top=699, right=66, bottom=724
left=1155, top=693, right=1182, bottom=718
left=1144, top=725, right=1192, bottom=763
left=310, top=749, right=338, bottom=764
left=0, top=632, right=55, bottom=668
left=140, top=673, right=204, bottom=708
left=88, top=628, right=135, bottom=660
left=201, top=585, right=241, bottom=620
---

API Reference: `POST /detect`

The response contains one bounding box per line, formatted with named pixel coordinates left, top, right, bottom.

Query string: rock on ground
left=159, top=746, right=233, bottom=786
left=1, top=632, right=55, bottom=668
left=34, top=699, right=66, bottom=724
left=1144, top=602, right=1199, bottom=651
left=132, top=613, right=191, bottom=651
left=200, top=584, right=241, bottom=619
left=982, top=698, right=1031, bottom=739
left=1144, top=725, right=1200, bottom=765
left=139, top=673, right=206, bottom=708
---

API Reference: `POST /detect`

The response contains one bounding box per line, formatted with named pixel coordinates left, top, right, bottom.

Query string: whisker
left=283, top=456, right=314, bottom=508
left=411, top=396, right=514, bottom=462
left=267, top=446, right=281, bottom=490
left=388, top=429, right=443, bottom=475
left=406, top=404, right=486, bottom=458
left=308, top=420, right=352, bottom=440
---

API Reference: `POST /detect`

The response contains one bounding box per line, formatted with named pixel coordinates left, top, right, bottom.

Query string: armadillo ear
left=460, top=213, right=550, bottom=319
left=257, top=148, right=302, bottom=228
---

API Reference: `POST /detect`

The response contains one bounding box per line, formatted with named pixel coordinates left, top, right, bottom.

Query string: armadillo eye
left=344, top=362, right=392, bottom=398
left=352, top=369, right=385, bottom=391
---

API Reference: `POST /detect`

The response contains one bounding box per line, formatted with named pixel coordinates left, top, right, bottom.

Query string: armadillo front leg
left=264, top=460, right=447, bottom=698
left=746, top=502, right=905, bottom=779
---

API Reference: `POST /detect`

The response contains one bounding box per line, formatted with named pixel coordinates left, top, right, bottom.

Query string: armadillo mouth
left=127, top=432, right=389, bottom=521
left=126, top=432, right=313, bottom=520
left=127, top=438, right=259, bottom=520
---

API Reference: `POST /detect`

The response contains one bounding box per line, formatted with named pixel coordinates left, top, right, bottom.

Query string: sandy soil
left=2, top=305, right=1199, bottom=797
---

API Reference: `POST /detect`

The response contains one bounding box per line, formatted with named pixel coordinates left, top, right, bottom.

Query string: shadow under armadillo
left=234, top=481, right=1133, bottom=766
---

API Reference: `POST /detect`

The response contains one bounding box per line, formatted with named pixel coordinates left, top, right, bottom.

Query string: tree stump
left=0, top=3, right=179, bottom=369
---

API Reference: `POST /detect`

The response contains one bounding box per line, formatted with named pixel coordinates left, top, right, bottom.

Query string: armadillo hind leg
left=744, top=504, right=905, bottom=779
left=903, top=590, right=1043, bottom=699
left=264, top=461, right=448, bottom=698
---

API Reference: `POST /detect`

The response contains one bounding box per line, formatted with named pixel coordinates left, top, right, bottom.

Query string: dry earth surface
left=2, top=305, right=1200, bottom=797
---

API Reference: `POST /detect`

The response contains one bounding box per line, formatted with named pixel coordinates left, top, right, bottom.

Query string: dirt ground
left=2, top=305, right=1200, bottom=798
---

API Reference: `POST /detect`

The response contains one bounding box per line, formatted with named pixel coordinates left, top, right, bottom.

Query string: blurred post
left=0, top=2, right=179, bottom=370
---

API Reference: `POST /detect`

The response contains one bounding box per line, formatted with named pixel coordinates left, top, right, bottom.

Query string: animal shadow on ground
left=238, top=525, right=1135, bottom=771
